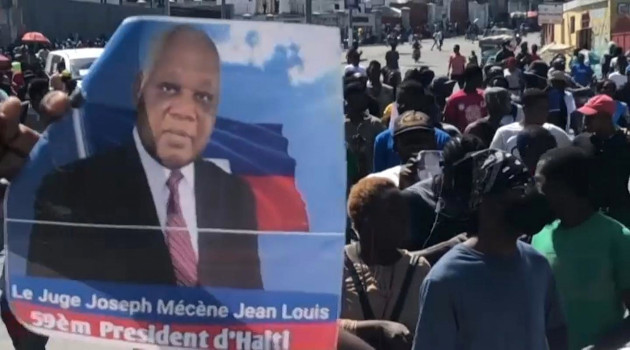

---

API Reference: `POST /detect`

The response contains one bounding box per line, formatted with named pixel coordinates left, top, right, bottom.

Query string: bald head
left=140, top=25, right=220, bottom=91
left=136, top=25, right=222, bottom=170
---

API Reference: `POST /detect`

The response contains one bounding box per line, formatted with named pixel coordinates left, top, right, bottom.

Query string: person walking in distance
left=443, top=65, right=487, bottom=132
left=448, top=45, right=467, bottom=89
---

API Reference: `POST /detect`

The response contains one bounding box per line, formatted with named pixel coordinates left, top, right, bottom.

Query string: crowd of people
left=342, top=37, right=630, bottom=350
left=0, top=34, right=100, bottom=143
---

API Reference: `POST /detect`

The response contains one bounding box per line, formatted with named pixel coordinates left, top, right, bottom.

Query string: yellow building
left=543, top=0, right=610, bottom=60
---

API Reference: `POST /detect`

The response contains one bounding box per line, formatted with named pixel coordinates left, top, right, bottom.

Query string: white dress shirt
left=608, top=72, right=628, bottom=90
left=133, top=128, right=199, bottom=257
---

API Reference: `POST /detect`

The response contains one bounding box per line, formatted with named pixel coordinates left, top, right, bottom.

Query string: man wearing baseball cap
left=574, top=94, right=630, bottom=227
left=372, top=78, right=451, bottom=173
left=369, top=110, right=437, bottom=188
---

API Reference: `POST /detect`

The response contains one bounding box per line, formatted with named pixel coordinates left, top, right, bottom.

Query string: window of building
left=570, top=16, right=576, bottom=33
left=581, top=13, right=590, bottom=28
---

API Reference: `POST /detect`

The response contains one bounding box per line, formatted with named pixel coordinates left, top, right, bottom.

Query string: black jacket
left=574, top=131, right=630, bottom=227
left=402, top=177, right=471, bottom=251
left=27, top=144, right=263, bottom=289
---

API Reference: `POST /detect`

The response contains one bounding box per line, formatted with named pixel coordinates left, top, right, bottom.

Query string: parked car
left=44, top=48, right=104, bottom=84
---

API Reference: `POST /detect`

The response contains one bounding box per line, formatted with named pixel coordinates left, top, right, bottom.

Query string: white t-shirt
left=608, top=72, right=628, bottom=89
left=611, top=57, right=619, bottom=70
left=504, top=68, right=522, bottom=90
left=490, top=122, right=572, bottom=158
left=344, top=64, right=367, bottom=77
left=368, top=159, right=439, bottom=187
left=368, top=165, right=402, bottom=186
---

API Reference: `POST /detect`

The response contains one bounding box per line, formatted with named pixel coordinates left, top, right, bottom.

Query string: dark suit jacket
left=26, top=143, right=263, bottom=289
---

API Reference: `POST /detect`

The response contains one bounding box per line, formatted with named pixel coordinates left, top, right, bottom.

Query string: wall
left=468, top=1, right=488, bottom=28
left=227, top=0, right=257, bottom=15
left=508, top=0, right=527, bottom=14
left=280, top=0, right=338, bottom=15
left=589, top=6, right=610, bottom=58
left=312, top=12, right=343, bottom=26
left=391, top=2, right=428, bottom=29
left=563, top=10, right=580, bottom=47
left=611, top=0, right=630, bottom=49
left=73, top=0, right=121, bottom=3
left=550, top=0, right=607, bottom=46
left=448, top=0, right=467, bottom=28
left=351, top=13, right=376, bottom=27
left=426, top=3, right=445, bottom=25
left=0, top=6, right=20, bottom=45
left=18, top=0, right=162, bottom=41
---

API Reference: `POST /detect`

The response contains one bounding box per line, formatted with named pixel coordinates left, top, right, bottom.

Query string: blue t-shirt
left=412, top=241, right=566, bottom=350
left=571, top=63, right=594, bottom=87
left=613, top=100, right=628, bottom=126
left=372, top=128, right=451, bottom=172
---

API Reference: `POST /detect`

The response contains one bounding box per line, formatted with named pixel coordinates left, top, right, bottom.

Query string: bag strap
left=511, top=103, right=518, bottom=122
left=344, top=248, right=376, bottom=320
left=389, top=255, right=419, bottom=322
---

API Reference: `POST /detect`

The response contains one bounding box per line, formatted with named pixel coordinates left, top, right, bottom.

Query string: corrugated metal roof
left=563, top=0, right=606, bottom=12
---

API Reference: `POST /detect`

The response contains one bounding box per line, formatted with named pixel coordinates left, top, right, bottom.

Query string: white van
left=44, top=48, right=104, bottom=82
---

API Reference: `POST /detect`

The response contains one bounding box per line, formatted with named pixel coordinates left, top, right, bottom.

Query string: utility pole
left=305, top=0, right=312, bottom=23
left=221, top=0, right=226, bottom=18
left=164, top=0, right=170, bottom=15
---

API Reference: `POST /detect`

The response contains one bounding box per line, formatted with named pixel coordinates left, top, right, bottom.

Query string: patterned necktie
left=165, top=170, right=198, bottom=286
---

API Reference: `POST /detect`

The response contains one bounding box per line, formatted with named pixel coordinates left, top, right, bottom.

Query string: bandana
left=465, top=149, right=532, bottom=211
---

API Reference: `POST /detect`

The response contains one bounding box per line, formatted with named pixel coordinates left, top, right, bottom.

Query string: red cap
left=506, top=57, right=517, bottom=68
left=577, top=94, right=616, bottom=117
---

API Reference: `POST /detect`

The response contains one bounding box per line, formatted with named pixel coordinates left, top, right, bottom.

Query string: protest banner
left=5, top=17, right=345, bottom=349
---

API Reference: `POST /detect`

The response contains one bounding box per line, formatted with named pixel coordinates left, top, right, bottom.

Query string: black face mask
left=504, top=189, right=555, bottom=236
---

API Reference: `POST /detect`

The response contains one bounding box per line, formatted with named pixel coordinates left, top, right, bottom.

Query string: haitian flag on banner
left=207, top=118, right=309, bottom=232
left=5, top=17, right=345, bottom=349
left=81, top=103, right=309, bottom=232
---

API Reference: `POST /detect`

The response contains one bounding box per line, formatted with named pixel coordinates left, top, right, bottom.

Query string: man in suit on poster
left=27, top=25, right=263, bottom=289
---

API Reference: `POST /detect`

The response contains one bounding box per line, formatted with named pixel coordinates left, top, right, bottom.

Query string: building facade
left=611, top=0, right=630, bottom=48
left=544, top=0, right=609, bottom=58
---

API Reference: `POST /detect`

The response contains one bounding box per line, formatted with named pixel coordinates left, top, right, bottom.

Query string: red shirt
left=443, top=89, right=487, bottom=132
left=449, top=54, right=466, bottom=75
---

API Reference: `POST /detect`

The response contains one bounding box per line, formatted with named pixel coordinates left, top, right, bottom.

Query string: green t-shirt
left=532, top=212, right=630, bottom=350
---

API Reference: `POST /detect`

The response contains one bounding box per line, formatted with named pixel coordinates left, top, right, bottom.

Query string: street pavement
left=354, top=35, right=479, bottom=78
left=347, top=32, right=541, bottom=78
left=0, top=32, right=545, bottom=350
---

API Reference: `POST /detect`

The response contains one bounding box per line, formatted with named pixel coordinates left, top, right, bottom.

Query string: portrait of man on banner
left=26, top=25, right=307, bottom=290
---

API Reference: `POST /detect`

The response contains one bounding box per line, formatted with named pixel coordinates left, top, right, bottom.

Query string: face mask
left=504, top=189, right=555, bottom=236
